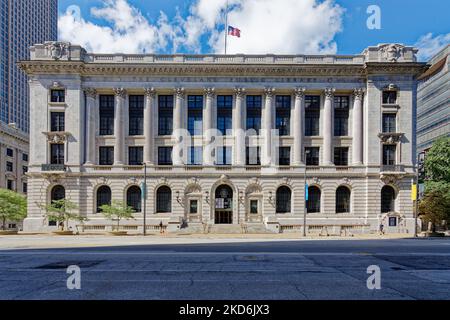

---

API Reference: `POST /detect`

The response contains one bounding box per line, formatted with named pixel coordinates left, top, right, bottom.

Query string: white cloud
left=58, top=0, right=175, bottom=53
left=414, top=33, right=450, bottom=61
left=58, top=0, right=345, bottom=55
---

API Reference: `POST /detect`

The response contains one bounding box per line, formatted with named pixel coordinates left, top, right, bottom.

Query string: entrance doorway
left=214, top=185, right=233, bottom=224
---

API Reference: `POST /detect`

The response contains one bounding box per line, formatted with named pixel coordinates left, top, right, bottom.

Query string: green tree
left=99, top=200, right=135, bottom=230
left=0, top=189, right=27, bottom=230
left=39, top=199, right=87, bottom=231
left=420, top=137, right=450, bottom=231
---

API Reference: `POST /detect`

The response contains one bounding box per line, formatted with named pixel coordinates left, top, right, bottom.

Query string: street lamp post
left=303, top=149, right=310, bottom=237
left=143, top=163, right=147, bottom=236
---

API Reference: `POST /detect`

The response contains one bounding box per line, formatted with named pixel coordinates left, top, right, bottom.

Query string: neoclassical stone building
left=20, top=42, right=426, bottom=234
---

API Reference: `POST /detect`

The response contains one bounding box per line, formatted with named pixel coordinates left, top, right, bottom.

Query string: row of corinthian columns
left=83, top=87, right=365, bottom=167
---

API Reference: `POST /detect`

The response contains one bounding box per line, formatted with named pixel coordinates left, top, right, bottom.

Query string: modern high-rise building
left=21, top=42, right=427, bottom=235
left=417, top=44, right=450, bottom=153
left=0, top=0, right=57, bottom=132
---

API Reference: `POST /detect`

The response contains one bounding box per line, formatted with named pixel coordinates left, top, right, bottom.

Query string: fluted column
left=203, top=87, right=215, bottom=166
left=352, top=88, right=364, bottom=165
left=173, top=88, right=185, bottom=166
left=262, top=88, right=275, bottom=166
left=113, top=88, right=126, bottom=165
left=322, top=88, right=335, bottom=166
left=84, top=88, right=97, bottom=165
left=293, top=87, right=305, bottom=166
left=234, top=88, right=246, bottom=166
left=144, top=88, right=156, bottom=165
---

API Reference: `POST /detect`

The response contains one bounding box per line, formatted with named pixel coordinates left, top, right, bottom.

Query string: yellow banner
left=411, top=184, right=417, bottom=201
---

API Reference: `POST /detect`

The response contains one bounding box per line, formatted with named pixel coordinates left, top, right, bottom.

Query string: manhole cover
left=35, top=260, right=103, bottom=269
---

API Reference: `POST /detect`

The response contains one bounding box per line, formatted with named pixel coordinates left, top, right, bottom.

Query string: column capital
left=113, top=88, right=126, bottom=98
left=174, top=87, right=185, bottom=98
left=353, top=88, right=365, bottom=100
left=294, top=87, right=306, bottom=99
left=204, top=87, right=215, bottom=97
left=144, top=87, right=156, bottom=98
left=324, top=88, right=335, bottom=99
left=264, top=87, right=276, bottom=98
left=84, top=88, right=97, bottom=99
left=234, top=87, right=246, bottom=98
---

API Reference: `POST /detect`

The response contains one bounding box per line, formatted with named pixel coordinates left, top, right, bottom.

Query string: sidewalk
left=0, top=232, right=419, bottom=250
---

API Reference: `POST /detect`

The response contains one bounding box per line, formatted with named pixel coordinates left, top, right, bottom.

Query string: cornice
left=19, top=60, right=429, bottom=79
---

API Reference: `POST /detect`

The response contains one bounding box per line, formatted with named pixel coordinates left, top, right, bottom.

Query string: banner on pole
left=305, top=183, right=309, bottom=201
left=411, top=184, right=417, bottom=201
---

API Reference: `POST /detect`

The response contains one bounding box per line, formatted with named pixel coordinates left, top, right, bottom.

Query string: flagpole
left=224, top=0, right=229, bottom=55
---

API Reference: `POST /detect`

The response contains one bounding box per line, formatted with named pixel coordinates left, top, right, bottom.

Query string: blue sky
left=57, top=0, right=450, bottom=60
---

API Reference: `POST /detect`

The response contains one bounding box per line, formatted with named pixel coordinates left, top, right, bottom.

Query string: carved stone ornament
left=324, top=88, right=336, bottom=99
left=380, top=44, right=405, bottom=62
left=294, top=87, right=306, bottom=98
left=174, top=87, right=185, bottom=98
left=381, top=174, right=403, bottom=185
left=204, top=87, right=215, bottom=97
left=353, top=88, right=365, bottom=100
left=84, top=88, right=97, bottom=99
left=264, top=87, right=276, bottom=98
left=45, top=132, right=69, bottom=143
left=144, top=87, right=156, bottom=98
left=113, top=88, right=126, bottom=98
left=219, top=174, right=230, bottom=182
left=45, top=42, right=70, bottom=60
left=378, top=132, right=404, bottom=144
left=311, top=177, right=321, bottom=185
left=235, top=87, right=246, bottom=98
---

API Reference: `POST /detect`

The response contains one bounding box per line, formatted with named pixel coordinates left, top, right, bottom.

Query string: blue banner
left=305, top=183, right=309, bottom=201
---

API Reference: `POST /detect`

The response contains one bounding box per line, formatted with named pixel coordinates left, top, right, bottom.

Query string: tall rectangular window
left=158, top=95, right=174, bottom=135
left=6, top=161, right=13, bottom=172
left=128, top=146, right=143, bottom=165
left=50, top=89, right=65, bottom=103
left=99, top=146, right=114, bottom=165
left=188, top=95, right=203, bottom=136
left=129, top=95, right=144, bottom=136
left=382, top=113, right=397, bottom=133
left=216, top=146, right=232, bottom=165
left=22, top=153, right=28, bottom=162
left=246, top=95, right=262, bottom=134
left=305, top=147, right=319, bottom=166
left=334, top=147, right=349, bottom=166
left=383, top=145, right=396, bottom=166
left=275, top=95, right=291, bottom=136
left=217, top=95, right=233, bottom=135
left=334, top=96, right=349, bottom=136
left=50, top=112, right=65, bottom=132
left=279, top=147, right=291, bottom=165
left=188, top=146, right=203, bottom=165
left=99, top=95, right=115, bottom=135
left=305, top=95, right=320, bottom=136
left=246, top=146, right=261, bottom=165
left=50, top=144, right=65, bottom=164
left=383, top=91, right=397, bottom=104
left=158, top=147, right=173, bottom=165
left=6, top=148, right=13, bottom=157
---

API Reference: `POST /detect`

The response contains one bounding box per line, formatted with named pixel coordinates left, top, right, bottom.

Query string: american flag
left=228, top=26, right=241, bottom=38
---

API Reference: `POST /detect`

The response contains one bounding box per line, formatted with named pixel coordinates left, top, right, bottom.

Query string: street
left=0, top=236, right=449, bottom=300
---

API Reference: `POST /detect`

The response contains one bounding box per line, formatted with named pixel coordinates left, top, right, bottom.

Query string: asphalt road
left=0, top=238, right=449, bottom=300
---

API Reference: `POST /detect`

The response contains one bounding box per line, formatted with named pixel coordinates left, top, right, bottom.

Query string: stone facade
left=20, top=42, right=426, bottom=234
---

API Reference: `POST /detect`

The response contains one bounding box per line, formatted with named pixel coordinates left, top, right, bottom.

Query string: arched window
left=336, top=186, right=351, bottom=213
left=381, top=186, right=396, bottom=213
left=156, top=186, right=172, bottom=213
left=51, top=185, right=65, bottom=203
left=127, top=186, right=141, bottom=212
left=276, top=186, right=291, bottom=213
left=96, top=186, right=111, bottom=213
left=307, top=186, right=321, bottom=213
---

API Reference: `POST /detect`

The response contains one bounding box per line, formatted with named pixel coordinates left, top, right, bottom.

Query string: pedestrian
left=159, top=221, right=164, bottom=234
left=379, top=223, right=384, bottom=235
